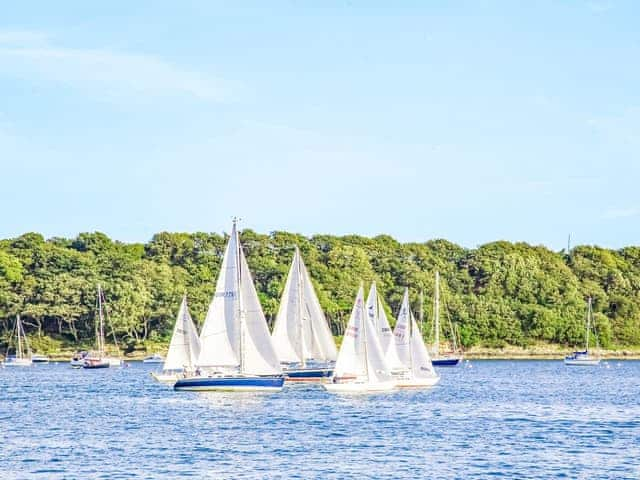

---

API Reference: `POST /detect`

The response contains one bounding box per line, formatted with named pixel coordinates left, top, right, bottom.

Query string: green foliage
left=0, top=231, right=638, bottom=350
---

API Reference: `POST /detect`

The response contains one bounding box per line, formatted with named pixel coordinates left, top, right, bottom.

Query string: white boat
left=82, top=285, right=123, bottom=369
left=143, top=353, right=165, bottom=364
left=565, top=297, right=600, bottom=366
left=366, top=282, right=406, bottom=377
left=2, top=315, right=33, bottom=367
left=393, top=288, right=440, bottom=388
left=271, top=246, right=337, bottom=381
left=31, top=354, right=50, bottom=364
left=323, top=284, right=396, bottom=393
left=70, top=351, right=88, bottom=368
left=151, top=295, right=201, bottom=383
left=174, top=219, right=284, bottom=392
left=430, top=271, right=463, bottom=366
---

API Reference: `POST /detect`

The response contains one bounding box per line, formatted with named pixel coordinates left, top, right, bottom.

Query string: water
left=1, top=360, right=639, bottom=479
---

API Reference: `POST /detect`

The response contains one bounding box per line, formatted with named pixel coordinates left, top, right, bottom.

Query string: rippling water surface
left=1, top=360, right=639, bottom=479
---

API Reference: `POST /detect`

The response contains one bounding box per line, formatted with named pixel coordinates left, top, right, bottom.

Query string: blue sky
left=1, top=1, right=638, bottom=250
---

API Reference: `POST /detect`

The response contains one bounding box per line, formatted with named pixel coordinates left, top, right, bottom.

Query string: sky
left=1, top=1, right=638, bottom=250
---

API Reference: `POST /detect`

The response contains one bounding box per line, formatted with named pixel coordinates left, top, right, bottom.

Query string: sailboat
left=2, top=315, right=33, bottom=367
left=82, top=285, right=123, bottom=369
left=174, top=219, right=284, bottom=392
left=393, top=288, right=440, bottom=387
left=323, top=284, right=396, bottom=393
left=430, top=271, right=463, bottom=366
left=564, top=297, right=601, bottom=366
left=365, top=282, right=406, bottom=377
left=271, top=246, right=337, bottom=381
left=152, top=295, right=201, bottom=382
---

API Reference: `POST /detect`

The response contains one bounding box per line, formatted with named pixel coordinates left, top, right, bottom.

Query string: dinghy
left=323, top=284, right=395, bottom=393
left=174, top=219, right=284, bottom=392
left=143, top=354, right=165, bottom=364
left=393, top=288, right=440, bottom=388
left=565, top=297, right=600, bottom=366
left=151, top=295, right=201, bottom=383
left=2, top=315, right=32, bottom=367
left=272, top=247, right=337, bottom=381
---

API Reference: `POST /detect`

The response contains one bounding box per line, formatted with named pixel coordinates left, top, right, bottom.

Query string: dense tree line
left=1, top=230, right=639, bottom=353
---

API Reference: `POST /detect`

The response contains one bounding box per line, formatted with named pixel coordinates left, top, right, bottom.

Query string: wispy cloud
left=586, top=1, right=614, bottom=14
left=603, top=207, right=640, bottom=219
left=0, top=30, right=230, bottom=102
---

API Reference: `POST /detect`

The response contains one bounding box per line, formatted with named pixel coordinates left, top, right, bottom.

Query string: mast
left=419, top=288, right=424, bottom=333
left=182, top=294, right=192, bottom=369
left=97, top=285, right=105, bottom=355
left=16, top=315, right=23, bottom=359
left=434, top=271, right=440, bottom=356
left=233, top=218, right=245, bottom=373
left=407, top=288, right=414, bottom=371
left=361, top=285, right=370, bottom=381
left=296, top=247, right=306, bottom=367
left=586, top=297, right=592, bottom=353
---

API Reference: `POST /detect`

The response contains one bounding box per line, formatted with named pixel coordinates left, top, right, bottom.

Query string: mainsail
left=365, top=282, right=405, bottom=371
left=333, top=284, right=393, bottom=383
left=163, top=295, right=201, bottom=371
left=196, top=220, right=281, bottom=375
left=272, top=247, right=337, bottom=364
left=394, top=288, right=438, bottom=380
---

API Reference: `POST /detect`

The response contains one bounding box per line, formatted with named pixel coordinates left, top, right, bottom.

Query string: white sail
left=272, top=247, right=337, bottom=364
left=163, top=295, right=201, bottom=371
left=394, top=288, right=437, bottom=380
left=365, top=283, right=404, bottom=371
left=196, top=224, right=241, bottom=369
left=334, top=285, right=393, bottom=383
left=196, top=220, right=281, bottom=375
left=238, top=245, right=282, bottom=375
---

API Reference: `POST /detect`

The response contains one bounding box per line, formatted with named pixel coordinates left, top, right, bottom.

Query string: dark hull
left=174, top=375, right=285, bottom=391
left=83, top=362, right=110, bottom=369
left=283, top=367, right=333, bottom=382
left=432, top=358, right=462, bottom=367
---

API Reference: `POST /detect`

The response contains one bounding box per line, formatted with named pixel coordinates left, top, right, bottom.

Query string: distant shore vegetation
left=1, top=231, right=639, bottom=354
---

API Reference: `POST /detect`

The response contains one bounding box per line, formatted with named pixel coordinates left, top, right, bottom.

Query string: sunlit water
left=1, top=360, right=639, bottom=479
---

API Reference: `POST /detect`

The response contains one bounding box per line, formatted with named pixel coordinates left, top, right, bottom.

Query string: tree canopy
left=1, top=230, right=638, bottom=352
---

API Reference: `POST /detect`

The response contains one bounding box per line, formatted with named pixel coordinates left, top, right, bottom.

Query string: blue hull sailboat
left=430, top=272, right=463, bottom=367
left=271, top=247, right=337, bottom=382
left=174, top=219, right=284, bottom=392
left=564, top=297, right=600, bottom=366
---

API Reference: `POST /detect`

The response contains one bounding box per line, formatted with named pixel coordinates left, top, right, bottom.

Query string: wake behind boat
left=565, top=297, right=600, bottom=366
left=271, top=246, right=337, bottom=382
left=323, top=284, right=395, bottom=393
left=174, top=219, right=284, bottom=392
left=151, top=294, right=201, bottom=383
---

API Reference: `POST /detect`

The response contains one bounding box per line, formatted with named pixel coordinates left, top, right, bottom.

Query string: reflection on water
left=1, top=360, right=639, bottom=479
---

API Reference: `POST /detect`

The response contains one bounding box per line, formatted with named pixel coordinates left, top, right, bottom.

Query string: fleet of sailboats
left=564, top=297, right=601, bottom=366
left=323, top=284, right=396, bottom=393
left=173, top=219, right=285, bottom=392
left=152, top=295, right=201, bottom=382
left=2, top=315, right=33, bottom=367
left=271, top=247, right=337, bottom=381
left=3, top=222, right=610, bottom=391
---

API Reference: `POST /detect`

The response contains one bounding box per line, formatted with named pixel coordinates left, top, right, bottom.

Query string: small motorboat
left=143, top=353, right=165, bottom=364
left=31, top=354, right=50, bottom=364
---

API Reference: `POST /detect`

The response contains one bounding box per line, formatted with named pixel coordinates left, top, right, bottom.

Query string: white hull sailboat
left=393, top=288, right=440, bottom=388
left=565, top=297, right=600, bottom=367
left=151, top=295, right=201, bottom=383
left=323, top=284, right=396, bottom=394
left=81, top=285, right=123, bottom=369
left=2, top=315, right=33, bottom=367
left=272, top=247, right=337, bottom=382
left=174, top=219, right=284, bottom=392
